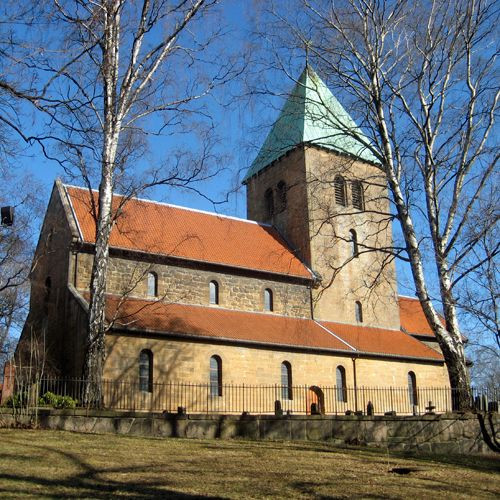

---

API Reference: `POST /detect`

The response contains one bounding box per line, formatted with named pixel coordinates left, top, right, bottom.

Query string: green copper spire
left=243, top=65, right=379, bottom=182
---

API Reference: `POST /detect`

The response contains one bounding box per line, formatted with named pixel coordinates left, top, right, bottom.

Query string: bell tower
left=244, top=66, right=400, bottom=329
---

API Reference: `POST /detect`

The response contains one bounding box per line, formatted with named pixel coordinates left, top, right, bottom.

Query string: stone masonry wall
left=103, top=333, right=450, bottom=415
left=246, top=146, right=312, bottom=267
left=74, top=252, right=311, bottom=318
left=304, top=147, right=400, bottom=329
left=18, top=183, right=75, bottom=374
left=2, top=409, right=497, bottom=456
left=245, top=145, right=400, bottom=329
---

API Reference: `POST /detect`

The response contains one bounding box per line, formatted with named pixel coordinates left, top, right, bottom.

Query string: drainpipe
left=309, top=286, right=315, bottom=320
left=70, top=237, right=79, bottom=287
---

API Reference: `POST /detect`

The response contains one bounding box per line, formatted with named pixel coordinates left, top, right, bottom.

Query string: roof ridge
left=63, top=183, right=273, bottom=229
left=314, top=320, right=357, bottom=351
left=319, top=318, right=402, bottom=334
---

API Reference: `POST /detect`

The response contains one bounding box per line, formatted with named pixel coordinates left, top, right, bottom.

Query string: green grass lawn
left=0, top=429, right=498, bottom=499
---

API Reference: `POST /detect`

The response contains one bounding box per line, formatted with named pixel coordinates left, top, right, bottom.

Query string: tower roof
left=244, top=65, right=379, bottom=182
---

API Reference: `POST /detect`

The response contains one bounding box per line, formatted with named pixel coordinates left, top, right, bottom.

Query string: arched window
left=209, top=280, right=219, bottom=305
left=139, top=349, right=153, bottom=393
left=210, top=355, right=222, bottom=397
left=352, top=180, right=364, bottom=210
left=264, top=288, right=273, bottom=311
left=355, top=301, right=363, bottom=322
left=349, top=229, right=359, bottom=258
left=264, top=188, right=274, bottom=219
left=334, top=175, right=347, bottom=206
left=147, top=272, right=158, bottom=297
left=44, top=277, right=52, bottom=315
left=408, top=371, right=418, bottom=406
left=276, top=181, right=287, bottom=212
left=336, top=366, right=347, bottom=402
left=281, top=361, right=293, bottom=400
left=44, top=277, right=52, bottom=299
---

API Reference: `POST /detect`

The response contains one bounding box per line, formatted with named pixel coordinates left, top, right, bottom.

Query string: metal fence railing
left=4, top=378, right=499, bottom=416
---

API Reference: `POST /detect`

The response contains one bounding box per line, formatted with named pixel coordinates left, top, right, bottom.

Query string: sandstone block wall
left=246, top=146, right=311, bottom=266
left=102, top=333, right=449, bottom=415
left=304, top=147, right=400, bottom=329
left=245, top=145, right=400, bottom=330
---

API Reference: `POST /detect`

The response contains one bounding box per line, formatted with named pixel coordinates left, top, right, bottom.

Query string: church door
left=307, top=386, right=325, bottom=415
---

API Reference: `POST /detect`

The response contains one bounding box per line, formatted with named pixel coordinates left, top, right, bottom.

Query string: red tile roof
left=65, top=185, right=311, bottom=279
left=399, top=296, right=442, bottom=338
left=103, top=294, right=351, bottom=352
left=91, top=293, right=443, bottom=361
left=320, top=319, right=442, bottom=360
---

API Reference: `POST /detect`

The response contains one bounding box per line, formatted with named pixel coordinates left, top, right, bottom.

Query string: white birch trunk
left=375, top=91, right=472, bottom=409
left=83, top=3, right=122, bottom=406
left=81, top=0, right=209, bottom=405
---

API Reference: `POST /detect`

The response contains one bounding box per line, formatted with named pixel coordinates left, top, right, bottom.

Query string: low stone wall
left=1, top=409, right=498, bottom=456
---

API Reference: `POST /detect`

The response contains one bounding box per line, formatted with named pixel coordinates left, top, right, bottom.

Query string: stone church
left=17, top=66, right=450, bottom=414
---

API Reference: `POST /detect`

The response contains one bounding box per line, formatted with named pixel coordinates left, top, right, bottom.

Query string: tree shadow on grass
left=0, top=438, right=225, bottom=499
left=270, top=440, right=500, bottom=474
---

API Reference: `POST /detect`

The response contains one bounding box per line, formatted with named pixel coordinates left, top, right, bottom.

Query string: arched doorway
left=307, top=386, right=325, bottom=415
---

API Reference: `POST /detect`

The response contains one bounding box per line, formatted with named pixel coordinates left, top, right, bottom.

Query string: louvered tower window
left=334, top=176, right=347, bottom=206
left=352, top=180, right=364, bottom=210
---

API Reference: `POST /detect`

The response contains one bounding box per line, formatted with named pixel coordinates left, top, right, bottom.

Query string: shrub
left=2, top=393, right=23, bottom=408
left=39, top=392, right=77, bottom=409
left=54, top=395, right=77, bottom=409
left=39, top=391, right=59, bottom=407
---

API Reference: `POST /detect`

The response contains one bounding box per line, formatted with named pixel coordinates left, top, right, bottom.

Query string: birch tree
left=11, top=0, right=240, bottom=405
left=259, top=0, right=499, bottom=409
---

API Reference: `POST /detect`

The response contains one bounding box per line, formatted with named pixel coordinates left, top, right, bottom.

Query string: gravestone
left=274, top=400, right=283, bottom=416
left=367, top=401, right=374, bottom=416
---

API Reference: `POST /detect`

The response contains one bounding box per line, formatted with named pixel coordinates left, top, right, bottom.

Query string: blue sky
left=11, top=0, right=421, bottom=299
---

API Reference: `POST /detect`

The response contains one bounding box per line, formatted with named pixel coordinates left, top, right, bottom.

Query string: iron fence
left=5, top=378, right=499, bottom=416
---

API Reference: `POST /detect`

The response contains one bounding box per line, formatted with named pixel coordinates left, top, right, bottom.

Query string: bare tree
left=0, top=173, right=42, bottom=374
left=257, top=0, right=499, bottom=408
left=4, top=0, right=242, bottom=405
left=458, top=228, right=499, bottom=388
